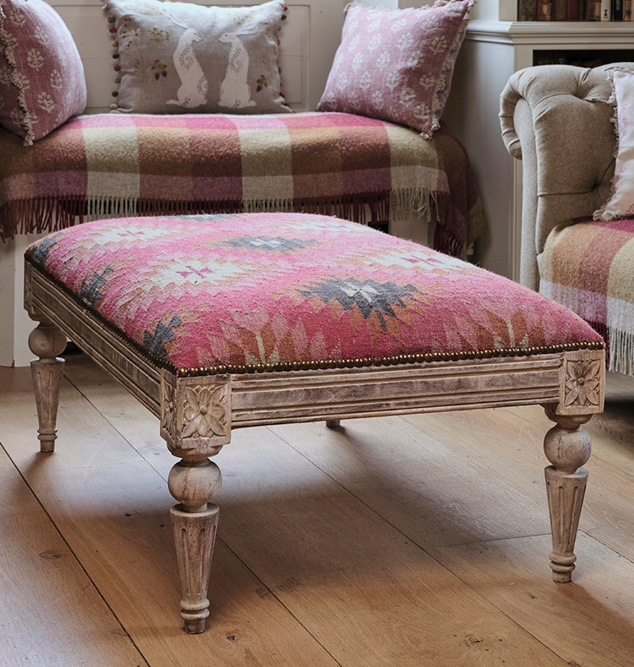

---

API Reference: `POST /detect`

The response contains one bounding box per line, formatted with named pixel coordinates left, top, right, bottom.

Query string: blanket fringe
left=392, top=188, right=438, bottom=222
left=607, top=326, right=634, bottom=376
left=0, top=197, right=85, bottom=240
left=86, top=196, right=139, bottom=220
left=1, top=188, right=463, bottom=255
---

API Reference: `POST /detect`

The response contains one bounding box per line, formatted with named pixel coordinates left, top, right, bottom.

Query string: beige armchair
left=500, top=63, right=634, bottom=376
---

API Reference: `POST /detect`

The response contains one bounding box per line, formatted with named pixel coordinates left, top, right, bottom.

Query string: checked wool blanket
left=0, top=112, right=484, bottom=257
left=540, top=218, right=634, bottom=375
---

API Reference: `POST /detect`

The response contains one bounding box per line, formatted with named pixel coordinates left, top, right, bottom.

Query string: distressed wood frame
left=24, top=262, right=605, bottom=633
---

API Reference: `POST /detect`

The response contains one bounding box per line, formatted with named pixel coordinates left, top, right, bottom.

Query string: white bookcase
left=444, top=4, right=634, bottom=280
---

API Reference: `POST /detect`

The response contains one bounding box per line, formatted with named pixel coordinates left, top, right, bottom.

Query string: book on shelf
left=568, top=0, right=579, bottom=19
left=518, top=0, right=538, bottom=19
left=518, top=0, right=634, bottom=17
left=587, top=0, right=597, bottom=19
left=537, top=0, right=552, bottom=19
left=613, top=0, right=623, bottom=19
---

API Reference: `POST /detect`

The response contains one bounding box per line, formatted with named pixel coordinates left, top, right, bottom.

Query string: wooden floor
left=1, top=353, right=634, bottom=666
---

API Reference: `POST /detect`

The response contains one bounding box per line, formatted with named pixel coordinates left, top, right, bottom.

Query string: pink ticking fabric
left=540, top=218, right=634, bottom=375
left=0, top=112, right=485, bottom=257
left=26, top=213, right=601, bottom=372
left=0, top=0, right=87, bottom=145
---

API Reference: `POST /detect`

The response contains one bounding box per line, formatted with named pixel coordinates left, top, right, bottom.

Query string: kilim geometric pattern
left=26, top=213, right=602, bottom=372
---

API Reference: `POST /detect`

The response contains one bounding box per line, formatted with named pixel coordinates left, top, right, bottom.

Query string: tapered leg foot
left=28, top=318, right=67, bottom=453
left=543, top=409, right=592, bottom=583
left=168, top=458, right=222, bottom=633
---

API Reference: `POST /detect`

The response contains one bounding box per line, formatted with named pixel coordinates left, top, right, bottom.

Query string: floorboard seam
left=218, top=538, right=344, bottom=667
left=0, top=439, right=150, bottom=667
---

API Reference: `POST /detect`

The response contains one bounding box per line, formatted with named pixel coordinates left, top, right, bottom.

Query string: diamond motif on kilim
left=220, top=236, right=319, bottom=253
left=31, top=233, right=61, bottom=264
left=80, top=267, right=113, bottom=306
left=143, top=316, right=183, bottom=361
left=299, top=277, right=419, bottom=332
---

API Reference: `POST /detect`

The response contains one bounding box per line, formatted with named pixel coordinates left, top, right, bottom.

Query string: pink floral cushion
left=0, top=0, right=87, bottom=146
left=26, top=213, right=602, bottom=374
left=316, top=0, right=473, bottom=139
left=595, top=69, right=634, bottom=221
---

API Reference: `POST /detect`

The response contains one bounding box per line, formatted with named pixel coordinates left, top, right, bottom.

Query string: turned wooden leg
left=168, top=457, right=222, bottom=633
left=326, top=419, right=341, bottom=429
left=28, top=317, right=67, bottom=453
left=543, top=408, right=593, bottom=583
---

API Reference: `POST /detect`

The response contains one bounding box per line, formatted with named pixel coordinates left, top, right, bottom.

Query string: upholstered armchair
left=500, top=63, right=634, bottom=376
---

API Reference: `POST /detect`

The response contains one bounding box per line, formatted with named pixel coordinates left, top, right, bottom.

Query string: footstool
left=24, top=212, right=605, bottom=634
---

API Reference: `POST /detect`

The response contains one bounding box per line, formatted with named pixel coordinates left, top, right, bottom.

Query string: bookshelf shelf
left=443, top=18, right=634, bottom=280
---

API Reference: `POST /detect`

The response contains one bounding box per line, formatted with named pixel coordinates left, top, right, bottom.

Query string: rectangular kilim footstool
left=24, top=212, right=605, bottom=634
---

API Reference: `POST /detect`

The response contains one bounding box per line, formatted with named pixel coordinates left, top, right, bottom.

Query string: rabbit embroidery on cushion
left=218, top=19, right=259, bottom=110
left=166, top=14, right=208, bottom=109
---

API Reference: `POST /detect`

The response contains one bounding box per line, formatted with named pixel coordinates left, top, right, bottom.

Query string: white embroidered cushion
left=105, top=0, right=291, bottom=114
left=594, top=69, right=634, bottom=221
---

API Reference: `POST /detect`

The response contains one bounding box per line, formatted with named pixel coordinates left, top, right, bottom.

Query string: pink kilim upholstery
left=26, top=213, right=602, bottom=375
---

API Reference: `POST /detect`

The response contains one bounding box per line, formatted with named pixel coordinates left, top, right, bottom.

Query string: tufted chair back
left=499, top=63, right=634, bottom=290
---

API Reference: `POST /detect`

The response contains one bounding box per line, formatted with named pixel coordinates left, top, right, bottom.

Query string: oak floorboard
left=604, top=370, right=634, bottom=399
left=394, top=407, right=634, bottom=564
left=0, top=445, right=145, bottom=667
left=0, top=365, right=339, bottom=667
left=62, top=356, right=571, bottom=667
left=268, top=385, right=634, bottom=572
left=433, top=532, right=634, bottom=667
left=270, top=411, right=551, bottom=549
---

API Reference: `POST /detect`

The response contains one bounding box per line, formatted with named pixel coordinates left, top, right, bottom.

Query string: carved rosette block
left=543, top=407, right=593, bottom=583
left=168, top=459, right=222, bottom=634
left=557, top=349, right=605, bottom=416
left=28, top=316, right=67, bottom=453
left=160, top=371, right=231, bottom=459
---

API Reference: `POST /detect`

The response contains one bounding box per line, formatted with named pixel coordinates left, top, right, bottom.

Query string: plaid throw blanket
left=540, top=218, right=634, bottom=375
left=0, top=112, right=484, bottom=256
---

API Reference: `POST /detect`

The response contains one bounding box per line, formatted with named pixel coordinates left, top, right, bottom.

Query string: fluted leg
left=543, top=408, right=593, bottom=583
left=168, top=457, right=222, bottom=633
left=28, top=318, right=67, bottom=453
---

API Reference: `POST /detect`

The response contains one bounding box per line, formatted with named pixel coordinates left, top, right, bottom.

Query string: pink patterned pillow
left=316, top=0, right=474, bottom=139
left=594, top=70, right=634, bottom=221
left=0, top=0, right=87, bottom=146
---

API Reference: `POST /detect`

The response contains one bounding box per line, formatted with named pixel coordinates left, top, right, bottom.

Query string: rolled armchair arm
left=499, top=63, right=631, bottom=290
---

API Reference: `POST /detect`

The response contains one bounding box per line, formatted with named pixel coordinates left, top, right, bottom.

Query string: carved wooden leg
left=543, top=408, right=593, bottom=583
left=326, top=419, right=341, bottom=428
left=28, top=317, right=67, bottom=453
left=168, top=457, right=222, bottom=634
